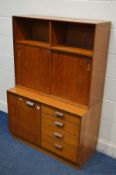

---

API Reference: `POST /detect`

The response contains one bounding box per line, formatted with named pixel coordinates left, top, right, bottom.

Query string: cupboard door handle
left=19, top=97, right=23, bottom=101
left=54, top=132, right=63, bottom=139
left=87, top=62, right=91, bottom=71
left=36, top=105, right=40, bottom=110
left=54, top=143, right=63, bottom=150
left=55, top=111, right=64, bottom=117
left=54, top=121, right=64, bottom=127
left=26, top=101, right=34, bottom=107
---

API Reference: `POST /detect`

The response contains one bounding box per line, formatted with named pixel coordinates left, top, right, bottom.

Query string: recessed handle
left=26, top=101, right=34, bottom=107
left=87, top=62, right=91, bottom=71
left=19, top=97, right=23, bottom=101
left=36, top=105, right=40, bottom=110
left=54, top=121, right=64, bottom=127
left=54, top=132, right=63, bottom=139
left=55, top=111, right=64, bottom=117
left=54, top=143, right=63, bottom=150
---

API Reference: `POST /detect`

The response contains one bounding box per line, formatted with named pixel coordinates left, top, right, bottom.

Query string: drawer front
left=42, top=113, right=80, bottom=137
left=42, top=105, right=80, bottom=137
left=41, top=105, right=80, bottom=162
left=41, top=123, right=79, bottom=147
left=41, top=135, right=78, bottom=162
left=42, top=105, right=81, bottom=125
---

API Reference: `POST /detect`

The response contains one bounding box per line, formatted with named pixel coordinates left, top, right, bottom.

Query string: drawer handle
left=26, top=101, right=34, bottom=107
left=54, top=132, right=63, bottom=139
left=54, top=143, right=63, bottom=150
left=54, top=121, right=64, bottom=127
left=55, top=111, right=64, bottom=117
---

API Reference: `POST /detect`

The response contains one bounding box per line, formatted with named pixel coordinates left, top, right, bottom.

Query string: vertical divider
left=49, top=21, right=52, bottom=95
left=49, top=21, right=52, bottom=47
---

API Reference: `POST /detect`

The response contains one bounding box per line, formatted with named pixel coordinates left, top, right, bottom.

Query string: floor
left=0, top=110, right=116, bottom=175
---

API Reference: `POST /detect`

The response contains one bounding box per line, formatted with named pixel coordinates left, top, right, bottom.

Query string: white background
left=0, top=0, right=116, bottom=158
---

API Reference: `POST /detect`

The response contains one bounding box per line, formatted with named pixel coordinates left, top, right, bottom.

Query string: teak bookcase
left=7, top=15, right=111, bottom=168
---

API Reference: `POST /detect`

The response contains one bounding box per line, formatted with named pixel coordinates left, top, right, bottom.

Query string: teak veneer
left=7, top=15, right=111, bottom=168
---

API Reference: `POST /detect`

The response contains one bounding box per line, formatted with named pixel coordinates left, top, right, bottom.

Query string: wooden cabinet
left=7, top=93, right=41, bottom=146
left=7, top=15, right=111, bottom=168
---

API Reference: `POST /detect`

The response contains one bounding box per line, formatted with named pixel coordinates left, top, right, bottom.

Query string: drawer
left=42, top=105, right=81, bottom=125
left=41, top=123, right=79, bottom=147
left=41, top=135, right=78, bottom=163
left=42, top=113, right=80, bottom=137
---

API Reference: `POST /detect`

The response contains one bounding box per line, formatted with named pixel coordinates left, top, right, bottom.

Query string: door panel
left=51, top=52, right=92, bottom=106
left=8, top=94, right=25, bottom=137
left=15, top=44, right=51, bottom=94
left=7, top=93, right=41, bottom=145
left=23, top=100, right=41, bottom=145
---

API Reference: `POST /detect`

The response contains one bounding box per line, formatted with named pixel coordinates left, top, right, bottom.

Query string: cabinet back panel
left=32, top=20, right=49, bottom=42
left=13, top=17, right=33, bottom=40
left=66, top=23, right=95, bottom=50
left=13, top=17, right=49, bottom=43
left=51, top=21, right=95, bottom=50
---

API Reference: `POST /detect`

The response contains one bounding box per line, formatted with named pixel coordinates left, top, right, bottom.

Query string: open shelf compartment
left=51, top=21, right=95, bottom=56
left=13, top=17, right=50, bottom=46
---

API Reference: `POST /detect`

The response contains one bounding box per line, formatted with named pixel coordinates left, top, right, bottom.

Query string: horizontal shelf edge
left=51, top=46, right=93, bottom=57
left=15, top=40, right=93, bottom=57
left=16, top=40, right=50, bottom=49
left=7, top=86, right=88, bottom=117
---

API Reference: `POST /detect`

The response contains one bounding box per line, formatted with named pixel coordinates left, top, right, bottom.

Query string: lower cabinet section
left=7, top=92, right=81, bottom=164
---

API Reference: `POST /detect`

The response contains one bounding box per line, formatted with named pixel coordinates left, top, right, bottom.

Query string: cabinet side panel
left=79, top=23, right=111, bottom=166
left=7, top=92, right=17, bottom=133
left=89, top=23, right=111, bottom=106
left=78, top=101, right=102, bottom=166
left=94, top=23, right=111, bottom=54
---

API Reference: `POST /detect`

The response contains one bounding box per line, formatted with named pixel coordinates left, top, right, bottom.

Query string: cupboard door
left=7, top=93, right=41, bottom=145
left=51, top=52, right=92, bottom=106
left=23, top=99, right=41, bottom=145
left=15, top=44, right=51, bottom=94
left=8, top=93, right=26, bottom=138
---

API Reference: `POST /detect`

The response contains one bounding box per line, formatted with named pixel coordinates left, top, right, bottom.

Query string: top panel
left=13, top=15, right=111, bottom=25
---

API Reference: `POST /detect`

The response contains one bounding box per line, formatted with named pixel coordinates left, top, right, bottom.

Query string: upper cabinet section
left=13, top=16, right=111, bottom=57
left=12, top=15, right=111, bottom=107
left=51, top=21, right=95, bottom=57
left=13, top=17, right=50, bottom=48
